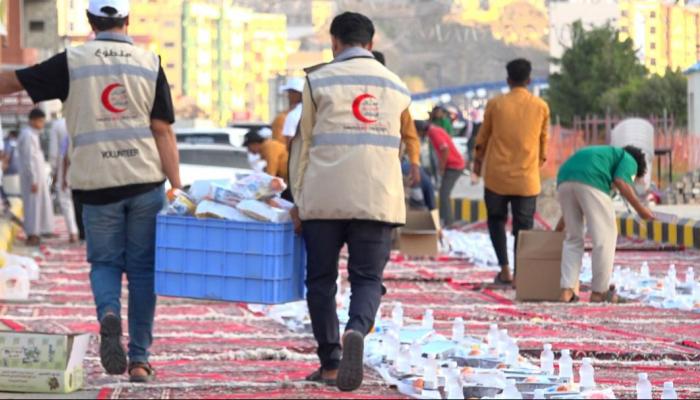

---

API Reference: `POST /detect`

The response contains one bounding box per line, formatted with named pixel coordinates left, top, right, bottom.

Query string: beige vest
left=64, top=34, right=165, bottom=190
left=295, top=55, right=411, bottom=224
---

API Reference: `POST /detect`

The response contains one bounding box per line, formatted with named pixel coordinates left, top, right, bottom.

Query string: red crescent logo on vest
left=101, top=83, right=127, bottom=113
left=352, top=93, right=379, bottom=124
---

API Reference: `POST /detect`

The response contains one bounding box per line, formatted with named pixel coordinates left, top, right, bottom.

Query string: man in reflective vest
left=0, top=0, right=181, bottom=382
left=289, top=12, right=412, bottom=392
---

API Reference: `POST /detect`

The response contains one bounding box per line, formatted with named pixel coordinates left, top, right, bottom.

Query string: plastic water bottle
left=422, top=309, right=434, bottom=330
left=385, top=329, right=399, bottom=362
left=424, top=354, right=438, bottom=390
left=558, top=349, right=573, bottom=382
left=497, top=329, right=509, bottom=354
left=669, top=264, right=677, bottom=285
left=392, top=303, right=403, bottom=328
left=396, top=344, right=411, bottom=374
left=410, top=341, right=422, bottom=368
left=487, top=324, right=499, bottom=349
left=540, top=343, right=555, bottom=375
left=641, top=261, right=650, bottom=279
left=579, top=357, right=596, bottom=389
left=500, top=378, right=522, bottom=399
left=687, top=267, right=695, bottom=285
left=445, top=369, right=464, bottom=399
left=662, top=381, right=678, bottom=399
left=533, top=389, right=546, bottom=399
left=665, top=276, right=677, bottom=300
left=506, top=339, right=520, bottom=366
left=636, top=373, right=652, bottom=399
left=452, top=317, right=465, bottom=342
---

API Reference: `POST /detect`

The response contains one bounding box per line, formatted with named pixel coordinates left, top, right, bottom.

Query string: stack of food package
left=166, top=173, right=293, bottom=223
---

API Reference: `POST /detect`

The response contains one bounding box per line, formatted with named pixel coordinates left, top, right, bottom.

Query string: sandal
left=591, top=286, right=627, bottom=304
left=559, top=289, right=579, bottom=303
left=305, top=367, right=337, bottom=386
left=493, top=272, right=513, bottom=286
left=128, top=362, right=156, bottom=383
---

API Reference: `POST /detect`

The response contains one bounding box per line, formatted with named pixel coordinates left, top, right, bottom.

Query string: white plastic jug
left=0, top=264, right=30, bottom=300
left=3, top=252, right=40, bottom=281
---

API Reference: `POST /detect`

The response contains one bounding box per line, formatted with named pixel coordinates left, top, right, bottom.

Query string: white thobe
left=49, top=120, right=78, bottom=235
left=18, top=127, right=54, bottom=236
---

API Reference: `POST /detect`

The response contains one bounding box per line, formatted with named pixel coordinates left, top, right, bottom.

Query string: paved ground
left=2, top=219, right=700, bottom=399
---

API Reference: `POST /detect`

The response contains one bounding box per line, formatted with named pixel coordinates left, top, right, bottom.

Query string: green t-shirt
left=557, top=145, right=638, bottom=195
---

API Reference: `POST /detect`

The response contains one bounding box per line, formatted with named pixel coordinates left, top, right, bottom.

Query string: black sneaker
left=99, top=314, right=127, bottom=375
left=337, top=330, right=365, bottom=392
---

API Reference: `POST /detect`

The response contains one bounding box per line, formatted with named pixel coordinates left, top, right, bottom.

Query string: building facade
left=130, top=0, right=183, bottom=98
left=619, top=0, right=700, bottom=75
left=182, top=1, right=287, bottom=125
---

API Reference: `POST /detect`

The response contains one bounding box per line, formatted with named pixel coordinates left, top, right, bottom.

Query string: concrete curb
left=617, top=213, right=700, bottom=249
left=451, top=198, right=487, bottom=223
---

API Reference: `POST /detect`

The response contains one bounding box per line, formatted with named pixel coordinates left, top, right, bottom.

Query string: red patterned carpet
left=2, top=220, right=700, bottom=399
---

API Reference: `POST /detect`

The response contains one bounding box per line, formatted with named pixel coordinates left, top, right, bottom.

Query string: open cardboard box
left=516, top=230, right=579, bottom=302
left=398, top=210, right=441, bottom=257
left=0, top=331, right=91, bottom=393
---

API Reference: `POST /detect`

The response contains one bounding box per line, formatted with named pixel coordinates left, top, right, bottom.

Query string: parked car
left=176, top=128, right=249, bottom=148
left=174, top=128, right=252, bottom=188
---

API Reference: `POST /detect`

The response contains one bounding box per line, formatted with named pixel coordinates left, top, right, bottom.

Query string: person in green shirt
left=430, top=106, right=455, bottom=136
left=555, top=145, right=654, bottom=303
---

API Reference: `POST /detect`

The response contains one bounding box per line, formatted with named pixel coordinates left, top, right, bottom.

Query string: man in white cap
left=272, top=77, right=304, bottom=146
left=0, top=0, right=181, bottom=383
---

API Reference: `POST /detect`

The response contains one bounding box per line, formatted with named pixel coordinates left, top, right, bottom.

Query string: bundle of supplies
left=166, top=173, right=291, bottom=223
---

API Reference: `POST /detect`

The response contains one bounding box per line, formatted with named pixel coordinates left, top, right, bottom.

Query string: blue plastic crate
left=155, top=214, right=306, bottom=304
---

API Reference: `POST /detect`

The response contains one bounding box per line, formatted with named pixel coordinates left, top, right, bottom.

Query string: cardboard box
left=515, top=230, right=578, bottom=302
left=398, top=210, right=441, bottom=257
left=0, top=331, right=90, bottom=393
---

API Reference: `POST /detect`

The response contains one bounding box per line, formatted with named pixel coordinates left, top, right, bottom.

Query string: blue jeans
left=84, top=185, right=165, bottom=363
left=401, top=160, right=437, bottom=210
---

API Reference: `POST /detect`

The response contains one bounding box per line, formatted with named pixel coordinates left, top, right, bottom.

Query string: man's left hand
left=409, top=164, right=421, bottom=186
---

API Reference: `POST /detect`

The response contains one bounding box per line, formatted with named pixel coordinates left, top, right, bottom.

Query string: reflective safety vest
left=293, top=54, right=412, bottom=224
left=64, top=33, right=165, bottom=191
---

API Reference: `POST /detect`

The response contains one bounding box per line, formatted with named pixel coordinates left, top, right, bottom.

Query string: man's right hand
left=472, top=160, right=482, bottom=177
left=31, top=183, right=38, bottom=194
left=638, top=207, right=655, bottom=221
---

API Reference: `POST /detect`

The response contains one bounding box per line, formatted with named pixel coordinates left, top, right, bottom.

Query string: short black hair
left=372, top=51, right=386, bottom=66
left=414, top=120, right=430, bottom=133
left=87, top=11, right=128, bottom=32
left=28, top=108, right=45, bottom=120
left=623, top=145, right=648, bottom=178
left=506, top=58, right=532, bottom=85
left=330, top=12, right=374, bottom=46
left=8, top=130, right=19, bottom=138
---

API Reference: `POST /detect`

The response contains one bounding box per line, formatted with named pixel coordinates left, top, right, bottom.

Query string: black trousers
left=484, top=189, right=537, bottom=274
left=72, top=191, right=86, bottom=240
left=302, top=219, right=393, bottom=370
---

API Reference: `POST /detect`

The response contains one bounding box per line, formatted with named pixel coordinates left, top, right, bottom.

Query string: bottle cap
left=639, top=372, right=648, bottom=379
left=664, top=381, right=674, bottom=389
left=544, top=343, right=552, bottom=350
left=582, top=357, right=592, bottom=364
left=562, top=349, right=571, bottom=355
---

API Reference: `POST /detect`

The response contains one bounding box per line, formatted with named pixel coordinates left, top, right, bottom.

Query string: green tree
left=547, top=21, right=648, bottom=125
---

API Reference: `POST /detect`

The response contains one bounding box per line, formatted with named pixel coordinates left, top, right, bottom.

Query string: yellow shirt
left=261, top=139, right=289, bottom=182
left=271, top=111, right=289, bottom=144
left=475, top=87, right=549, bottom=196
left=400, top=109, right=421, bottom=166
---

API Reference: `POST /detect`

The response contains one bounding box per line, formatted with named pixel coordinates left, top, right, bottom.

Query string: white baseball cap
left=88, top=0, right=130, bottom=18
left=279, top=77, right=305, bottom=94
